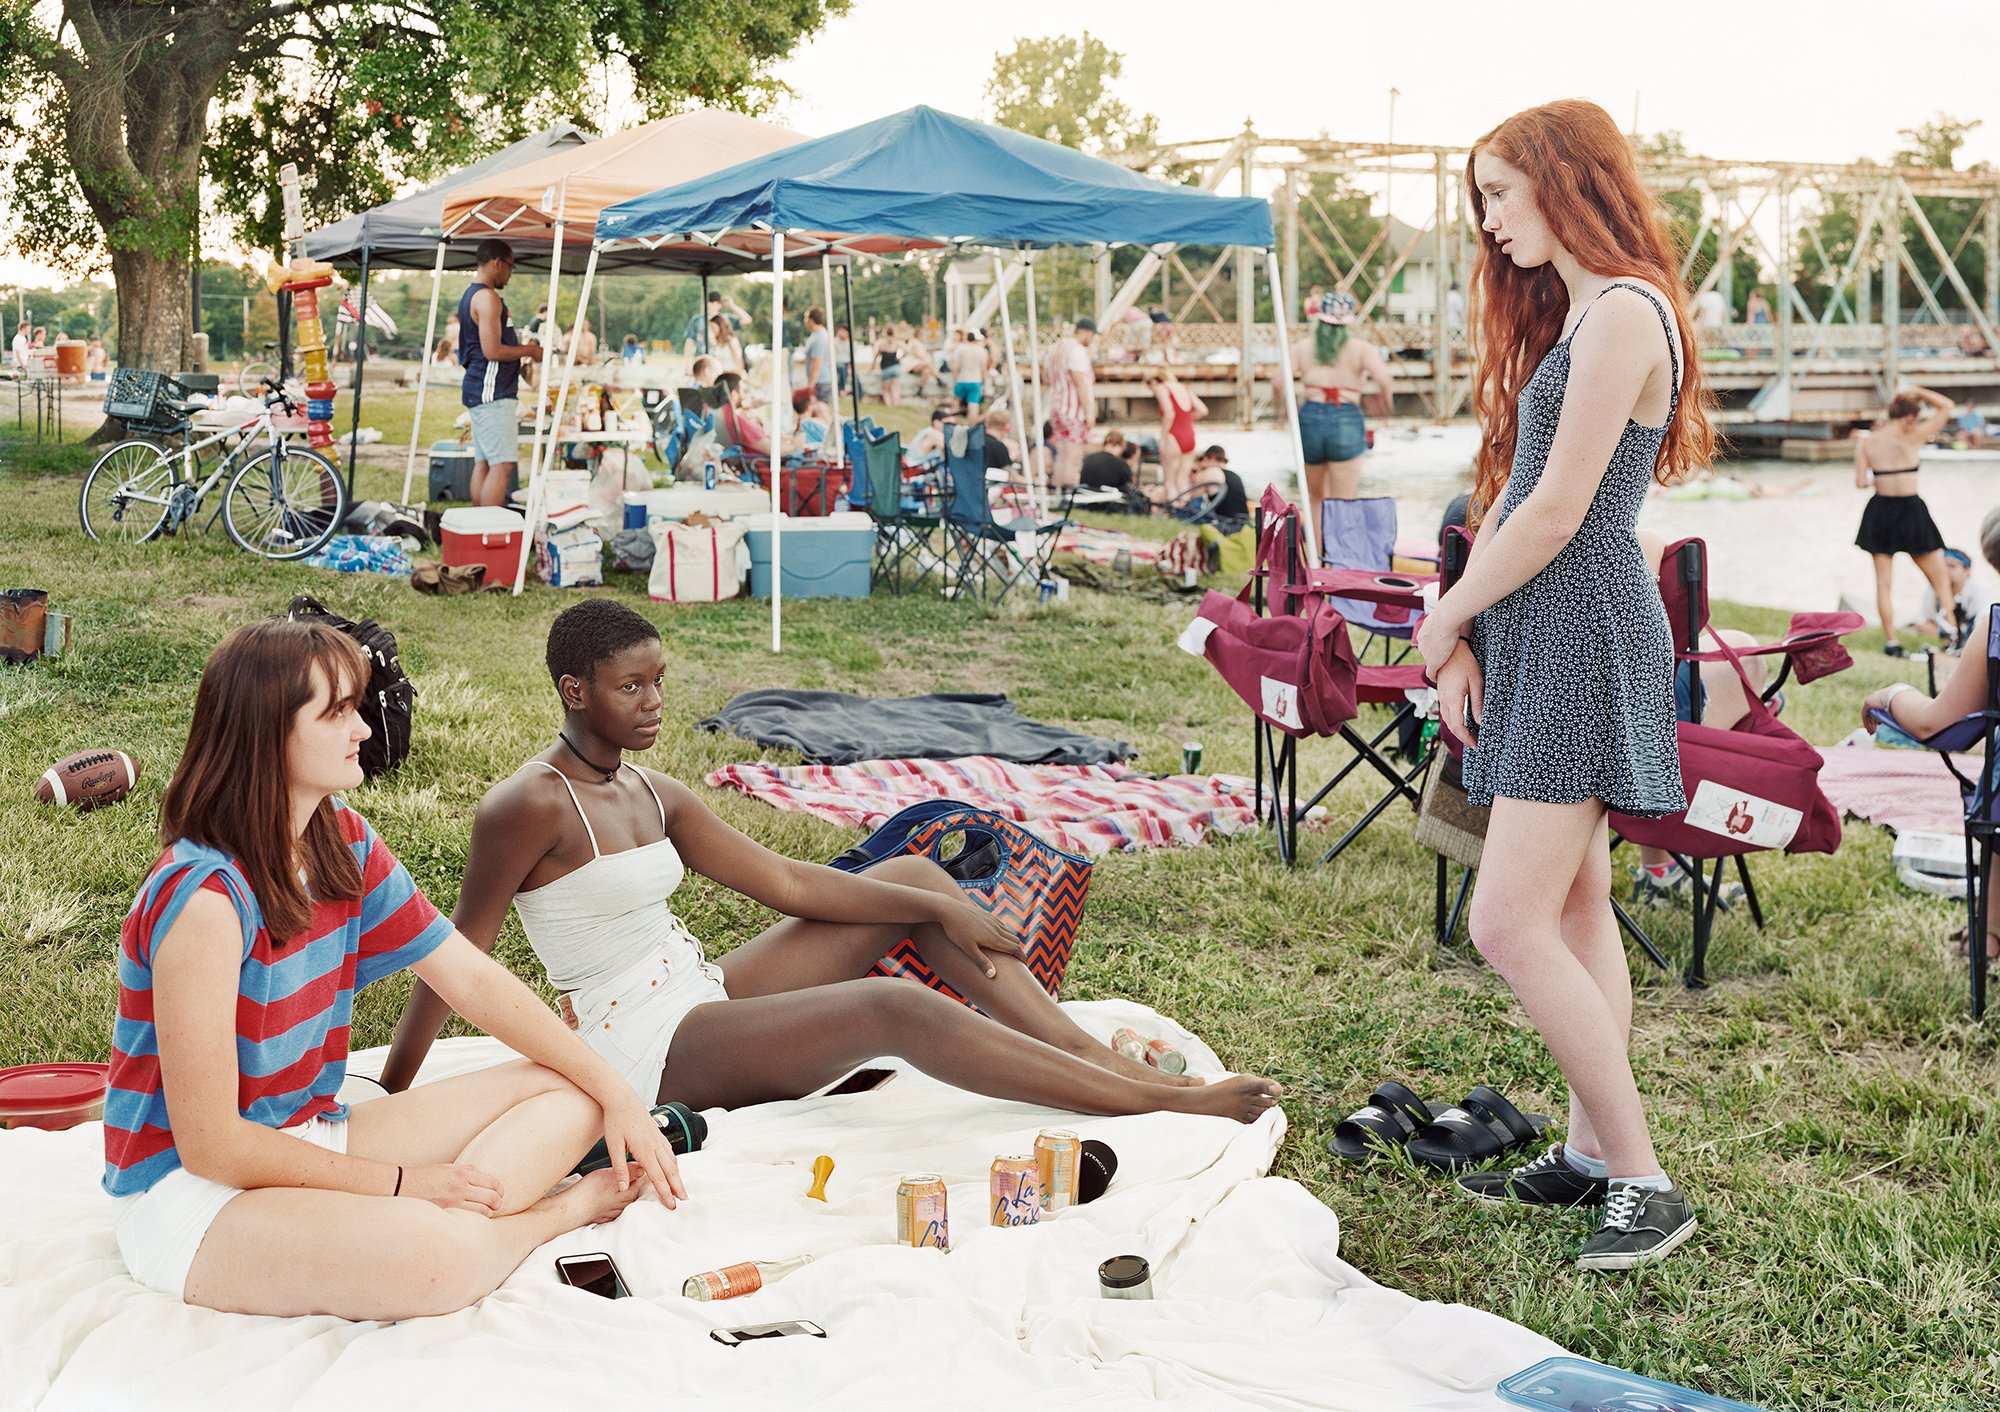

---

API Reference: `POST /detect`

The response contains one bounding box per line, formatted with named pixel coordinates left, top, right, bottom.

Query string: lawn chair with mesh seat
left=1223, top=485, right=1437, bottom=867
left=1320, top=496, right=1415, bottom=663
left=1889, top=609, right=2000, bottom=1017
left=859, top=427, right=943, bottom=594
left=940, top=423, right=1073, bottom=605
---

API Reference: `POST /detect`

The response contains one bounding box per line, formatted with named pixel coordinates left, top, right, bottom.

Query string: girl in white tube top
left=383, top=600, right=1280, bottom=1126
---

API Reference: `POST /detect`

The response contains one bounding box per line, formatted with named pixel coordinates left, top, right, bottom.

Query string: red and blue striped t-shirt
left=102, top=801, right=452, bottom=1198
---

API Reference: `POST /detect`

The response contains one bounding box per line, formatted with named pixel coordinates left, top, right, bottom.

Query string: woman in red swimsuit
left=1146, top=368, right=1207, bottom=503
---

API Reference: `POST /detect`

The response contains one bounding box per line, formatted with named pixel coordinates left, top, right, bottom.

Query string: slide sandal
left=1325, top=1080, right=1446, bottom=1161
left=1404, top=1084, right=1551, bottom=1171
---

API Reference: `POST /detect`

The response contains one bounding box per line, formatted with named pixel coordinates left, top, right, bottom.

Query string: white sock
left=1562, top=1146, right=1608, bottom=1178
left=1609, top=1172, right=1674, bottom=1192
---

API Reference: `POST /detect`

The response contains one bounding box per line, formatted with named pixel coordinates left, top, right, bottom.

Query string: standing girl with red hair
left=1413, top=100, right=1715, bottom=1269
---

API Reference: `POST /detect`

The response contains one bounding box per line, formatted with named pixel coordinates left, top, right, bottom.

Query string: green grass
left=3, top=422, right=1997, bottom=1409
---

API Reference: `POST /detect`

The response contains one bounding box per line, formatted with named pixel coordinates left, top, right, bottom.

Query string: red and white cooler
left=440, top=506, right=527, bottom=583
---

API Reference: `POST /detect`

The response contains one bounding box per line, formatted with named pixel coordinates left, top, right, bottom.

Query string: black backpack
left=287, top=594, right=414, bottom=779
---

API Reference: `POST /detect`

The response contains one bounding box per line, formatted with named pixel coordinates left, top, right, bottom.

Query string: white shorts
left=466, top=398, right=520, bottom=466
left=566, top=941, right=729, bottom=1101
left=113, top=1115, right=349, bottom=1299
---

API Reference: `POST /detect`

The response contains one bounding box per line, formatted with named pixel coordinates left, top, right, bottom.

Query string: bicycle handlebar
left=261, top=376, right=300, bottom=413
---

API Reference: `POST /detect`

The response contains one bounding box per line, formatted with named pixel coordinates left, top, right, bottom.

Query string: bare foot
left=1174, top=1074, right=1284, bottom=1124
left=534, top=1169, right=646, bottom=1232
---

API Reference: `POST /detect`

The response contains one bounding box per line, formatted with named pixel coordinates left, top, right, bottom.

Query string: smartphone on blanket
left=555, top=1252, right=631, bottom=1300
left=712, top=1320, right=828, bottom=1346
left=1498, top=1356, right=1763, bottom=1412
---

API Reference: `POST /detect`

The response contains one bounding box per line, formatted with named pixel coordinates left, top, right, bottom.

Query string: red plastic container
left=440, top=507, right=527, bottom=583
left=304, top=381, right=338, bottom=401
left=0, top=1062, right=110, bottom=1130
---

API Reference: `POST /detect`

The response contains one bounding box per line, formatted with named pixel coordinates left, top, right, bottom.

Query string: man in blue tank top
left=459, top=239, right=543, bottom=507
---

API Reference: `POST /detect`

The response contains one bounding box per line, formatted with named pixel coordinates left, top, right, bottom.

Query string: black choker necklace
left=558, top=732, right=620, bottom=783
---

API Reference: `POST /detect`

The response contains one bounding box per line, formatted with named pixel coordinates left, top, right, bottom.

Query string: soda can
left=1181, top=741, right=1203, bottom=775
left=1143, top=1039, right=1188, bottom=1075
left=1110, top=1027, right=1149, bottom=1064
left=1038, top=577, right=1057, bottom=605
left=990, top=1154, right=1042, bottom=1227
left=896, top=1173, right=949, bottom=1250
left=1034, top=1128, right=1082, bottom=1212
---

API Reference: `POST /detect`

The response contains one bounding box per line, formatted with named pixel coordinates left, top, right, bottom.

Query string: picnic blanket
left=1056, top=524, right=1164, bottom=567
left=704, top=756, right=1262, bottom=856
left=1817, top=740, right=1976, bottom=835
left=1, top=1002, right=1563, bottom=1411
left=699, top=690, right=1135, bottom=767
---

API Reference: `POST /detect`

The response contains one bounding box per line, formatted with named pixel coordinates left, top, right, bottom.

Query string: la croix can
left=1182, top=741, right=1203, bottom=775
left=1035, top=1128, right=1081, bottom=1212
left=896, top=1173, right=949, bottom=1250
left=990, top=1154, right=1042, bottom=1227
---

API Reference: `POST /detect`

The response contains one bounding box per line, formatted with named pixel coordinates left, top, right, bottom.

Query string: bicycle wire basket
left=103, top=368, right=189, bottom=426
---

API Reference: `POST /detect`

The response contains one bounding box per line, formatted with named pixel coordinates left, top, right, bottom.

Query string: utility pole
left=1384, top=88, right=1400, bottom=316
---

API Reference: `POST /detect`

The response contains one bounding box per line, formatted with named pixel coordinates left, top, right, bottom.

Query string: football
left=35, top=750, right=140, bottom=810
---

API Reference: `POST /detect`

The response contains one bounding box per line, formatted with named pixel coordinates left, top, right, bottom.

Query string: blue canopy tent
left=579, top=105, right=1308, bottom=650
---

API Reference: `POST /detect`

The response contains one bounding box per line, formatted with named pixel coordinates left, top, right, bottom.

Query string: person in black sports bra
left=1854, top=385, right=1958, bottom=655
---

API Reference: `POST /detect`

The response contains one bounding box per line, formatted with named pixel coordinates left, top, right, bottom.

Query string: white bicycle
left=81, top=374, right=348, bottom=561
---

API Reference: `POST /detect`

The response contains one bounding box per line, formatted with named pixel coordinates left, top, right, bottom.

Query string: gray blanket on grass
left=698, top=689, right=1135, bottom=766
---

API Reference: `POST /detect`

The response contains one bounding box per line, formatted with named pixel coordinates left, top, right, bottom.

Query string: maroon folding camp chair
left=1610, top=537, right=1860, bottom=985
left=1209, top=486, right=1435, bottom=867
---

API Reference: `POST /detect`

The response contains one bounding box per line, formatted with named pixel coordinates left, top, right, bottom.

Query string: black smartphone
left=711, top=1319, right=828, bottom=1346
left=555, top=1252, right=630, bottom=1300
left=824, top=1066, right=897, bottom=1096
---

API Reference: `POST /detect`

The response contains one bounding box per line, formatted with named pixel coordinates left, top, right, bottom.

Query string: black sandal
left=1325, top=1080, right=1445, bottom=1161
left=1404, top=1084, right=1551, bottom=1171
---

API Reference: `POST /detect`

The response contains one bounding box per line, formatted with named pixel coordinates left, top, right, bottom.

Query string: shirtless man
left=382, top=600, right=1282, bottom=1125
left=1044, top=318, right=1098, bottom=489
left=949, top=329, right=991, bottom=414
left=1289, top=292, right=1395, bottom=503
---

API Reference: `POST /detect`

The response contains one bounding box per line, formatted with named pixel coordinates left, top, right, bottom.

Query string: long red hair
left=1465, top=100, right=1714, bottom=522
left=158, top=620, right=368, bottom=944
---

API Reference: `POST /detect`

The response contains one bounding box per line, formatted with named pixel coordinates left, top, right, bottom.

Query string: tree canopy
left=984, top=33, right=1158, bottom=156
left=0, top=0, right=847, bottom=371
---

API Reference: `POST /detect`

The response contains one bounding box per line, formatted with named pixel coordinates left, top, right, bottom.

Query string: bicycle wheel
left=221, top=446, right=349, bottom=560
left=237, top=361, right=280, bottom=398
left=79, top=439, right=177, bottom=543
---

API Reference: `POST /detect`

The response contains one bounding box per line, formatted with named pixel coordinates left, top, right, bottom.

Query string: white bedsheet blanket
left=1, top=1000, right=1560, bottom=1412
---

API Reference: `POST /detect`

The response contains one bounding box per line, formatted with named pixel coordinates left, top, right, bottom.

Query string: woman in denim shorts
left=1291, top=292, right=1395, bottom=504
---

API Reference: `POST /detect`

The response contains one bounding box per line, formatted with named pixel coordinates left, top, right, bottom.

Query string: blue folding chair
left=1891, top=610, right=2000, bottom=1017
left=939, top=424, right=1072, bottom=604
left=1319, top=497, right=1415, bottom=661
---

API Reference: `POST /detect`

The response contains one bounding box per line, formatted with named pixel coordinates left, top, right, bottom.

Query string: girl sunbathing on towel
left=103, top=621, right=681, bottom=1321
left=382, top=600, right=1281, bottom=1124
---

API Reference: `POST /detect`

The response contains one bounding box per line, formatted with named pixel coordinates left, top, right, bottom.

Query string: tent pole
left=991, top=252, right=1033, bottom=516
left=513, top=240, right=599, bottom=594
left=1023, top=253, right=1048, bottom=503
left=770, top=233, right=787, bottom=653
left=402, top=239, right=449, bottom=504
left=1267, top=249, right=1316, bottom=564
left=841, top=260, right=862, bottom=435
left=524, top=207, right=567, bottom=515
left=820, top=253, right=843, bottom=469
left=344, top=246, right=371, bottom=499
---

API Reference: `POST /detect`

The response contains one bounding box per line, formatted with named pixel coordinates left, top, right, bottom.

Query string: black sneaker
left=1456, top=1143, right=1608, bottom=1210
left=1577, top=1180, right=1698, bottom=1270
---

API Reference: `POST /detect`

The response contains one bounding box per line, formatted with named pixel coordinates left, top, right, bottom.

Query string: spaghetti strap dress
left=1462, top=282, right=1687, bottom=819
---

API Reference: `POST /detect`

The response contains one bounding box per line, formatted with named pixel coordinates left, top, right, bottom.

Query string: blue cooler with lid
left=743, top=513, right=873, bottom=599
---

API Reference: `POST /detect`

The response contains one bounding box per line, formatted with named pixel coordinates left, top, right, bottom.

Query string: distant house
left=1377, top=216, right=1463, bottom=324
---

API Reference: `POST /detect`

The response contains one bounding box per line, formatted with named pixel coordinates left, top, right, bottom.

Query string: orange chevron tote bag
left=829, top=802, right=1092, bottom=1008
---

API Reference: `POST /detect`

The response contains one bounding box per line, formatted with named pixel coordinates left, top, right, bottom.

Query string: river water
left=1210, top=423, right=2000, bottom=621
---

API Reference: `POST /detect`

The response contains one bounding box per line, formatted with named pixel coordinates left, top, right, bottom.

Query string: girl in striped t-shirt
left=103, top=620, right=684, bottom=1319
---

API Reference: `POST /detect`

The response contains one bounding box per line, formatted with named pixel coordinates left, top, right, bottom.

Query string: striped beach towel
left=704, top=755, right=1260, bottom=857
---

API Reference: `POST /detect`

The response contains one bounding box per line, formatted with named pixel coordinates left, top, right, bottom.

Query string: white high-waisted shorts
left=113, top=1115, right=349, bottom=1299
left=563, top=940, right=729, bottom=1102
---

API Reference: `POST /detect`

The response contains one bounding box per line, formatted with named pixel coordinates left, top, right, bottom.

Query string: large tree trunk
left=109, top=247, right=194, bottom=376
left=54, top=2, right=250, bottom=387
